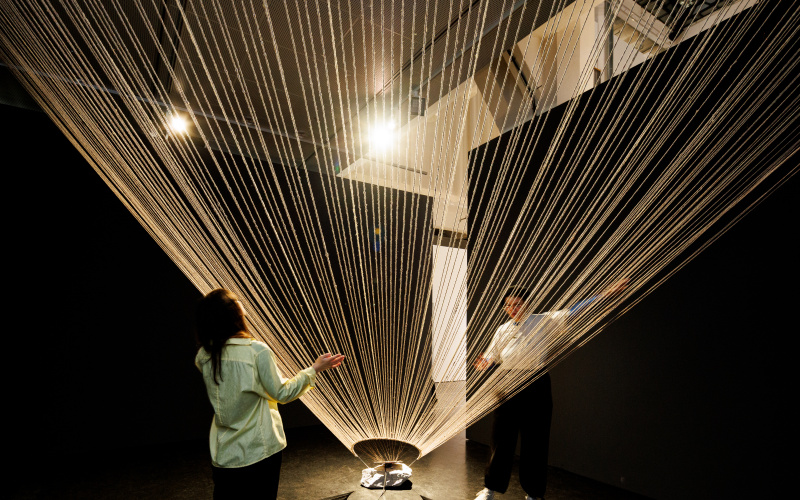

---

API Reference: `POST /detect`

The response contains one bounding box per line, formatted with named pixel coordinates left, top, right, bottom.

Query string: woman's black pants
left=211, top=450, right=282, bottom=500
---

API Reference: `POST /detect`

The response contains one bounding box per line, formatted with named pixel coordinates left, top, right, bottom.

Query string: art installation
left=1, top=0, right=797, bottom=474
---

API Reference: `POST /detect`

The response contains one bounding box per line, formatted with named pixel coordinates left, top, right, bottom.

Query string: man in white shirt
left=473, top=280, right=627, bottom=500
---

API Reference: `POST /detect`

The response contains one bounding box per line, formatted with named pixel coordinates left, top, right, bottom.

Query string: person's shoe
left=474, top=488, right=498, bottom=500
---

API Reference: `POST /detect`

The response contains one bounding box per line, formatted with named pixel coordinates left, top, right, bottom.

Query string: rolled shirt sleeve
left=567, top=294, right=602, bottom=316
left=484, top=293, right=603, bottom=371
left=256, top=347, right=317, bottom=404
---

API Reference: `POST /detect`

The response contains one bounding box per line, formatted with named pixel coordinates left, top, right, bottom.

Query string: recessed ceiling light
left=369, top=120, right=396, bottom=153
left=168, top=114, right=188, bottom=134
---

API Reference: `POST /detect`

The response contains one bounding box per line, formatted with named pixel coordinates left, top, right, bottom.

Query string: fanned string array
left=1, top=0, right=798, bottom=464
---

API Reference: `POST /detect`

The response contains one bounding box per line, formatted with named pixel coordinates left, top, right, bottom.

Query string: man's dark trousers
left=484, top=372, right=552, bottom=497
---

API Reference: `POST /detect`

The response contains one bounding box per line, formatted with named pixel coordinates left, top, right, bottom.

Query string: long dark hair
left=196, top=288, right=249, bottom=384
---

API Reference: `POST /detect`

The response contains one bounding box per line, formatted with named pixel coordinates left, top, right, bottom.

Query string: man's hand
left=602, top=278, right=629, bottom=298
left=473, top=354, right=494, bottom=371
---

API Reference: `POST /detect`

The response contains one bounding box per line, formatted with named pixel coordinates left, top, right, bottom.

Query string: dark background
left=464, top=103, right=797, bottom=497
left=4, top=43, right=797, bottom=499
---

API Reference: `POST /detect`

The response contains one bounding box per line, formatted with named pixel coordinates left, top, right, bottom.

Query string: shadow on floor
left=11, top=425, right=652, bottom=499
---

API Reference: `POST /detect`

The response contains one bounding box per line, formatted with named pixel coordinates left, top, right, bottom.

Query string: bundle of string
left=1, top=0, right=798, bottom=465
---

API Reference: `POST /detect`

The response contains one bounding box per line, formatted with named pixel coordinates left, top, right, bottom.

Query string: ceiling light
left=168, top=114, right=188, bottom=135
left=369, top=120, right=396, bottom=153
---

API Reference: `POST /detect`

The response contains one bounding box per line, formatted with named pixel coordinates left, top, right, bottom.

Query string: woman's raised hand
left=313, top=353, right=346, bottom=373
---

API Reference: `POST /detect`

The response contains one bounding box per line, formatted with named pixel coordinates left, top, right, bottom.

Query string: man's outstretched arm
left=567, top=278, right=629, bottom=316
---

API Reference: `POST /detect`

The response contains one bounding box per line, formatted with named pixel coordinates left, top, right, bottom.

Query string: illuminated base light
left=360, top=461, right=413, bottom=489
left=353, top=439, right=418, bottom=490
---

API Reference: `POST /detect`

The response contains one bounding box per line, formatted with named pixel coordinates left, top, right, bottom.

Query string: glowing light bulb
left=169, top=114, right=188, bottom=134
left=370, top=120, right=396, bottom=153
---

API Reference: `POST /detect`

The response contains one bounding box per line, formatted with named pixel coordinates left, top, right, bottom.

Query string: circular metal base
left=352, top=438, right=421, bottom=465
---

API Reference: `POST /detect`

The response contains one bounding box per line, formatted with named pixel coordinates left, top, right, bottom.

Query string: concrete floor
left=11, top=425, right=652, bottom=499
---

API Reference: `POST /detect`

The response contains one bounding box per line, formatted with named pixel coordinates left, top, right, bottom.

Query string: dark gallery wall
left=547, top=171, right=797, bottom=499
left=464, top=131, right=797, bottom=499
left=463, top=6, right=797, bottom=497
left=465, top=122, right=797, bottom=500
left=2, top=103, right=321, bottom=469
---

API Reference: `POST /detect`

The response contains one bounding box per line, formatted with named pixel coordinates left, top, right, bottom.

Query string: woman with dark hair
left=195, top=288, right=344, bottom=499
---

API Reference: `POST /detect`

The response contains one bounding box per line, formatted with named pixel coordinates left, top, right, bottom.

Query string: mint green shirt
left=195, top=338, right=316, bottom=468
